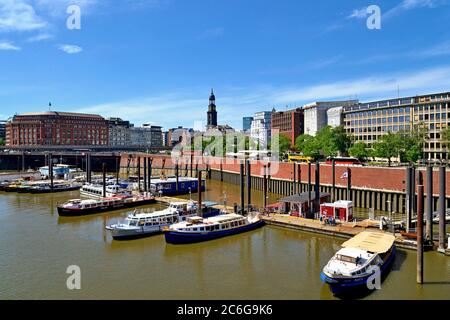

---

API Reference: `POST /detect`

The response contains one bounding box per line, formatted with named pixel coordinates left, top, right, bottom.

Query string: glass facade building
left=343, top=92, right=450, bottom=160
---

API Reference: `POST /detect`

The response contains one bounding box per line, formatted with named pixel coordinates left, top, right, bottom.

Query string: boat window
left=192, top=228, right=197, bottom=231
left=129, top=220, right=137, bottom=226
left=200, top=227, right=205, bottom=231
left=336, top=255, right=357, bottom=264
left=214, top=225, right=220, bottom=230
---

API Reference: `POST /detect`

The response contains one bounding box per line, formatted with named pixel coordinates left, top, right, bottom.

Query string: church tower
left=207, top=89, right=218, bottom=128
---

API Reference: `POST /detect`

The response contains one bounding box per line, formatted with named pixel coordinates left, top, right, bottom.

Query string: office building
left=6, top=111, right=108, bottom=147
left=303, top=101, right=357, bottom=136
left=343, top=91, right=450, bottom=160
left=0, top=120, right=6, bottom=142
left=271, top=108, right=304, bottom=145
left=242, top=117, right=254, bottom=132
left=250, top=111, right=273, bottom=148
left=130, top=124, right=163, bottom=147
left=107, top=117, right=133, bottom=147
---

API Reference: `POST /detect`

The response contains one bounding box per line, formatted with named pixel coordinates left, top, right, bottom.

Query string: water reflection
left=0, top=179, right=449, bottom=300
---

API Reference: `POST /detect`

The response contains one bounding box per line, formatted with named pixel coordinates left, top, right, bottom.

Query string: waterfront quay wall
left=120, top=154, right=450, bottom=214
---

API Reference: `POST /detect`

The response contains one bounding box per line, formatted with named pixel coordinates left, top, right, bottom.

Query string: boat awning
left=341, top=231, right=395, bottom=254
left=203, top=201, right=219, bottom=207
left=279, top=192, right=330, bottom=204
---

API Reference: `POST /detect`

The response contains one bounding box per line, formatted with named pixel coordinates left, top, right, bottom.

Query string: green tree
left=295, top=134, right=321, bottom=159
left=295, top=126, right=351, bottom=159
left=0, top=138, right=4, bottom=146
left=372, top=132, right=399, bottom=166
left=348, top=142, right=369, bottom=160
left=331, top=126, right=351, bottom=156
left=272, top=134, right=292, bottom=154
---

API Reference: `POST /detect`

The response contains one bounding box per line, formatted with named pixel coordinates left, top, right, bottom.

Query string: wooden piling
left=417, top=183, right=424, bottom=284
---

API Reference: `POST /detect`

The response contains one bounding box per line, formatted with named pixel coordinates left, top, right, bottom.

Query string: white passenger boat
left=106, top=201, right=219, bottom=240
left=321, top=231, right=396, bottom=296
left=80, top=183, right=131, bottom=199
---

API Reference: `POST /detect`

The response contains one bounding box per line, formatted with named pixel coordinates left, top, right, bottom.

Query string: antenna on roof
left=397, top=84, right=400, bottom=99
left=49, top=102, right=52, bottom=111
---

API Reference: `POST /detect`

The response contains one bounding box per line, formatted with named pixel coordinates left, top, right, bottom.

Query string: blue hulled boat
left=320, top=231, right=396, bottom=296
left=150, top=177, right=205, bottom=196
left=164, top=212, right=265, bottom=244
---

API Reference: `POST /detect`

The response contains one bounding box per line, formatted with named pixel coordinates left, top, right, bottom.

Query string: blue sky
left=1, top=0, right=450, bottom=130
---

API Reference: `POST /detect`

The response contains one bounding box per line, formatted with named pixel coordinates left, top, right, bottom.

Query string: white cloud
left=0, top=40, right=20, bottom=50
left=57, top=44, right=82, bottom=54
left=27, top=32, right=51, bottom=42
left=347, top=7, right=368, bottom=19
left=0, top=0, right=47, bottom=32
left=384, top=0, right=447, bottom=18
left=74, top=66, right=450, bottom=129
left=32, top=0, right=98, bottom=16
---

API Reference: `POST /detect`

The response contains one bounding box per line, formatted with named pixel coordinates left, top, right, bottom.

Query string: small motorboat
left=321, top=231, right=396, bottom=296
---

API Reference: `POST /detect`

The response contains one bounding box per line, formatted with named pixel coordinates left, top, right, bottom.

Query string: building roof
left=17, top=111, right=105, bottom=120
left=279, top=191, right=330, bottom=203
left=341, top=231, right=395, bottom=254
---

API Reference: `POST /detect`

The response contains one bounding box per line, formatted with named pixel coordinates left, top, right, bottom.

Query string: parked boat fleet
left=0, top=167, right=402, bottom=298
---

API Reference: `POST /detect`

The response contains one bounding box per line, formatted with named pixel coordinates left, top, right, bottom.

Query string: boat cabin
left=279, top=192, right=331, bottom=218
left=320, top=200, right=354, bottom=222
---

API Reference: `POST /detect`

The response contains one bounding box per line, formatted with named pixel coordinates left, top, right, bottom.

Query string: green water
left=0, top=179, right=449, bottom=299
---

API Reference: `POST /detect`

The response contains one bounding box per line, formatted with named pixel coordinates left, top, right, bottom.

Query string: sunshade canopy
left=341, top=231, right=395, bottom=254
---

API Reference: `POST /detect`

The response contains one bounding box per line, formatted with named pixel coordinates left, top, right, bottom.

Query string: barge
left=164, top=212, right=265, bottom=244
left=57, top=194, right=156, bottom=217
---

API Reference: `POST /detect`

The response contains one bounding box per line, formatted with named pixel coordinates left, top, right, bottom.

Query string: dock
left=262, top=214, right=418, bottom=251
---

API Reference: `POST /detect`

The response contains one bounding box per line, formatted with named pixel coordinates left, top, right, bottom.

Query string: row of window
left=180, top=219, right=246, bottom=232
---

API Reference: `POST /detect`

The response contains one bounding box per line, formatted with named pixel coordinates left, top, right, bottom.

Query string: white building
left=250, top=111, right=272, bottom=148
left=327, top=106, right=344, bottom=128
left=303, top=101, right=357, bottom=136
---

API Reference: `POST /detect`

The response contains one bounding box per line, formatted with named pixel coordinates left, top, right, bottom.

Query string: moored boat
left=164, top=212, right=265, bottom=244
left=57, top=194, right=156, bottom=217
left=320, top=231, right=396, bottom=296
left=80, top=183, right=131, bottom=199
left=106, top=200, right=218, bottom=240
left=150, top=176, right=206, bottom=196
left=28, top=182, right=82, bottom=194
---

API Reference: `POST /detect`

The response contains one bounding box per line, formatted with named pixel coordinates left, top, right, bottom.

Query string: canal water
left=0, top=179, right=449, bottom=300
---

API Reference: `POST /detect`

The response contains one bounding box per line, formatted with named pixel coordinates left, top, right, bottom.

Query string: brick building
left=5, top=111, right=108, bottom=147
left=271, top=108, right=304, bottom=145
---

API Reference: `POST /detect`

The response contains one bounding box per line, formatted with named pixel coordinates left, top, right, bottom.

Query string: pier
left=262, top=214, right=418, bottom=251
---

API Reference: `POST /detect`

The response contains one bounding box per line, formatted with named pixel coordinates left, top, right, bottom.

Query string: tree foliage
left=372, top=130, right=425, bottom=165
left=272, top=134, right=292, bottom=155
left=294, top=126, right=350, bottom=159
left=348, top=142, right=369, bottom=160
